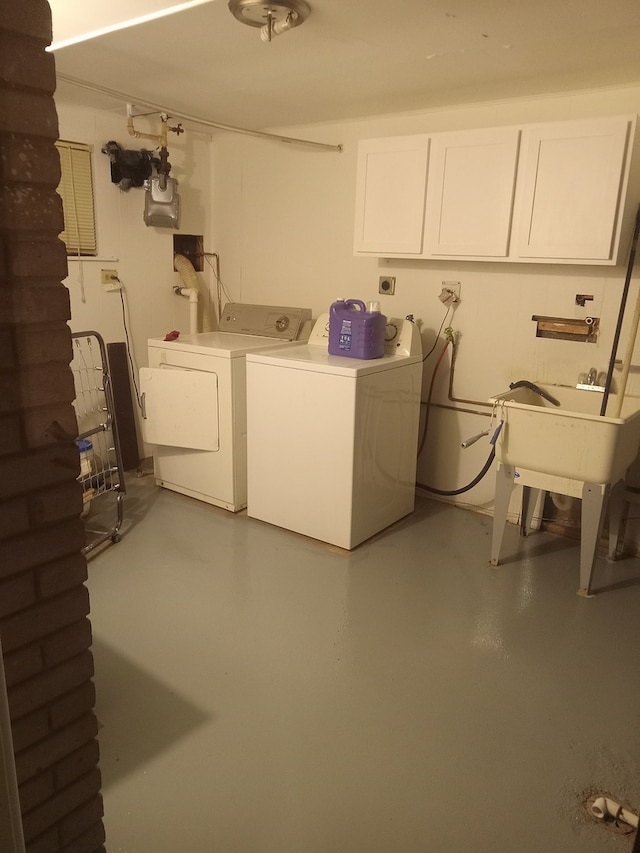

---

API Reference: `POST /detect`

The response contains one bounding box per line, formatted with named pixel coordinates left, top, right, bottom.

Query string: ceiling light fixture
left=228, top=0, right=310, bottom=42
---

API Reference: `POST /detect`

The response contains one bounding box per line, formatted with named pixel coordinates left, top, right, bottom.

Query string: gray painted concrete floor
left=85, top=472, right=640, bottom=852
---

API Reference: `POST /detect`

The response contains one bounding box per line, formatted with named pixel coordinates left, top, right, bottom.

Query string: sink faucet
left=577, top=367, right=606, bottom=392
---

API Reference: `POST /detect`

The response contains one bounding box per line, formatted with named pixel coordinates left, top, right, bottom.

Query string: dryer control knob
left=275, top=315, right=290, bottom=332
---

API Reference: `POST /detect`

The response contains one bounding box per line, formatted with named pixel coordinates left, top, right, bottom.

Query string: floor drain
left=583, top=794, right=637, bottom=836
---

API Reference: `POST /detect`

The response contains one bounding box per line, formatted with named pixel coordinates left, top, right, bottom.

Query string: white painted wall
left=56, top=102, right=216, bottom=454
left=210, top=84, right=640, bottom=517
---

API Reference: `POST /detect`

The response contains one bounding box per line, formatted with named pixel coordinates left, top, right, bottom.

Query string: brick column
left=0, top=3, right=105, bottom=851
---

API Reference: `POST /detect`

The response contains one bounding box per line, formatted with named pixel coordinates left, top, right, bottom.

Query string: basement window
left=55, top=140, right=97, bottom=256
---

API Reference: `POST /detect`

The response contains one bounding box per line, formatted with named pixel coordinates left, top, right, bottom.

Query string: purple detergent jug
left=328, top=299, right=386, bottom=359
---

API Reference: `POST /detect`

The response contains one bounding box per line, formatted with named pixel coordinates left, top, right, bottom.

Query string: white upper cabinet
left=514, top=117, right=633, bottom=262
left=353, top=135, right=430, bottom=255
left=425, top=127, right=520, bottom=258
left=354, top=115, right=636, bottom=265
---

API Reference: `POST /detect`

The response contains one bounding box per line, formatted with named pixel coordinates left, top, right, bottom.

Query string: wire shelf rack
left=71, top=330, right=126, bottom=555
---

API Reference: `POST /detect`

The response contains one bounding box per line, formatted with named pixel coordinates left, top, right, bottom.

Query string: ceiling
left=51, top=0, right=640, bottom=132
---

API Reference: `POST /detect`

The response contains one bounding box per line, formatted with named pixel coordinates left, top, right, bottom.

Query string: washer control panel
left=382, top=317, right=422, bottom=357
left=219, top=303, right=312, bottom=340
left=309, top=314, right=331, bottom=345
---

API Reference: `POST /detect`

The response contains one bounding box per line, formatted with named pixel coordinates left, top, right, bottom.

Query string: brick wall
left=0, top=2, right=105, bottom=851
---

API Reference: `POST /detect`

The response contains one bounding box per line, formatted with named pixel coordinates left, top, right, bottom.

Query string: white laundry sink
left=489, top=382, right=640, bottom=595
left=489, top=383, right=640, bottom=485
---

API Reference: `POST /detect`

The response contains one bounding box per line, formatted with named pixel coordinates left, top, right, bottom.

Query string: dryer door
left=140, top=366, right=219, bottom=451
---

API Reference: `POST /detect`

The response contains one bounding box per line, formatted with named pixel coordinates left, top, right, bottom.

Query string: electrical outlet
left=379, top=276, right=396, bottom=295
left=101, top=269, right=121, bottom=291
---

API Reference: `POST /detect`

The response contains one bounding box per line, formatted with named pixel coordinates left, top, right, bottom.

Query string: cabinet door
left=515, top=116, right=633, bottom=261
left=425, top=127, right=520, bottom=257
left=354, top=135, right=430, bottom=255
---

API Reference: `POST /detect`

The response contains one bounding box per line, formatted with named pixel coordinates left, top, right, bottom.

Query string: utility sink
left=489, top=383, right=640, bottom=484
left=488, top=382, right=640, bottom=596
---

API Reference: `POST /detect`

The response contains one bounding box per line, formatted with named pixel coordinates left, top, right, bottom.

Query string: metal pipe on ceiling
left=56, top=73, right=343, bottom=153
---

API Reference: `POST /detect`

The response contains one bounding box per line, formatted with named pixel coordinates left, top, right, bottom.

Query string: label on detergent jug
left=339, top=319, right=352, bottom=351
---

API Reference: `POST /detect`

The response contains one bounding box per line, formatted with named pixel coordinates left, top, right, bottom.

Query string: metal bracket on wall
left=532, top=315, right=599, bottom=343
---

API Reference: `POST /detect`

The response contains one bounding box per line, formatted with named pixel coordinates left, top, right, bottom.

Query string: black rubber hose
left=417, top=339, right=451, bottom=457
left=416, top=446, right=496, bottom=496
left=508, top=380, right=560, bottom=406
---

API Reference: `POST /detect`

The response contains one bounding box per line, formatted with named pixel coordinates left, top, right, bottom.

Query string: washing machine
left=140, top=303, right=312, bottom=511
left=245, top=314, right=423, bottom=549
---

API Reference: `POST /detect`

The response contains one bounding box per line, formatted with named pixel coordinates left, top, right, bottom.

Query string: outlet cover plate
left=379, top=276, right=396, bottom=295
left=101, top=269, right=121, bottom=291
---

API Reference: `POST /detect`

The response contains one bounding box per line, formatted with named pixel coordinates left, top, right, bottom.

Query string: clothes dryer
left=246, top=315, right=423, bottom=548
left=140, top=303, right=311, bottom=511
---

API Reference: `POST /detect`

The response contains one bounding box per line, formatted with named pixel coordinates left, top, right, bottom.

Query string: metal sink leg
left=490, top=463, right=516, bottom=566
left=578, top=481, right=609, bottom=597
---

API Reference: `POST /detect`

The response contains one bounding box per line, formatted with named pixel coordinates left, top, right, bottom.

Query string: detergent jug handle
left=329, top=299, right=344, bottom=320
left=344, top=299, right=366, bottom=312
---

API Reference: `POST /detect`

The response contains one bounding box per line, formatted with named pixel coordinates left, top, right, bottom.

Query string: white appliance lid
left=147, top=331, right=301, bottom=358
left=246, top=344, right=423, bottom=376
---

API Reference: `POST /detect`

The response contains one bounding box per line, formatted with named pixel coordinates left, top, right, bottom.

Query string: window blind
left=55, top=141, right=97, bottom=256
